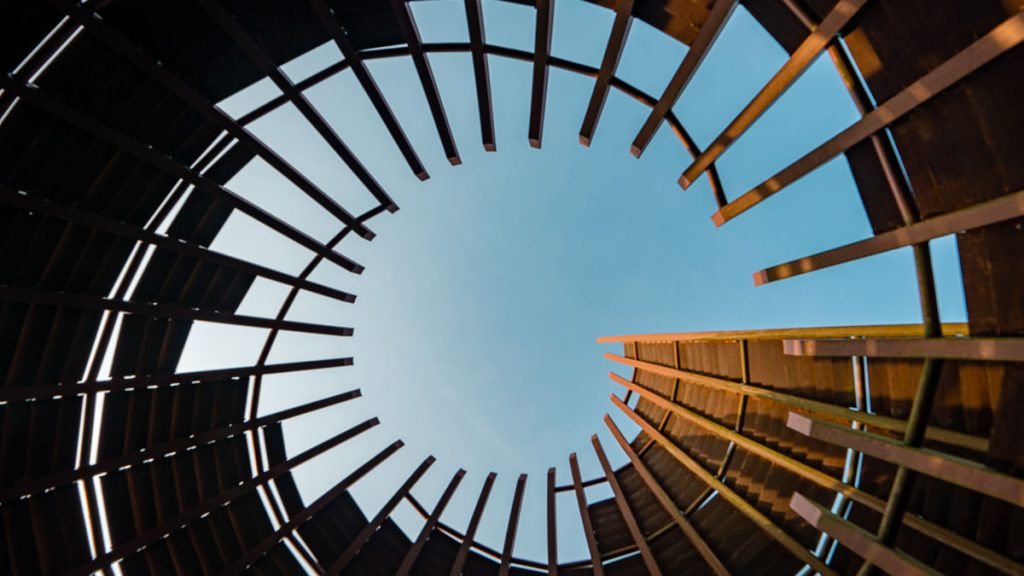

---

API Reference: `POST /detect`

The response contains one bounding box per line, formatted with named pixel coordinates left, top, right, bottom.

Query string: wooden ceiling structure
left=1, top=0, right=1022, bottom=574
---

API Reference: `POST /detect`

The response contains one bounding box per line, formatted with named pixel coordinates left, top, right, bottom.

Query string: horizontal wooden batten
left=597, top=323, right=969, bottom=344
left=790, top=493, right=940, bottom=576
left=784, top=337, right=1024, bottom=362
left=788, top=413, right=1024, bottom=507
left=754, top=188, right=1024, bottom=285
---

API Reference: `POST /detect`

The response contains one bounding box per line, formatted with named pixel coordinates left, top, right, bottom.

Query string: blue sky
left=174, top=0, right=967, bottom=565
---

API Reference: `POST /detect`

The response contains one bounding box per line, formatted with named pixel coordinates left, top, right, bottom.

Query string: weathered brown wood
left=464, top=0, right=496, bottom=151
left=631, top=0, right=737, bottom=157
left=597, top=323, right=970, bottom=344
left=591, top=435, right=662, bottom=576
left=569, top=454, right=605, bottom=576
left=397, top=469, right=467, bottom=576
left=530, top=0, right=555, bottom=148
left=785, top=336, right=1024, bottom=362
left=451, top=472, right=498, bottom=576
left=713, top=11, right=1024, bottom=226
left=579, top=0, right=635, bottom=147
left=498, top=474, right=528, bottom=576
left=604, top=415, right=731, bottom=576
left=679, top=0, right=871, bottom=189
left=547, top=466, right=559, bottom=574
left=790, top=493, right=940, bottom=576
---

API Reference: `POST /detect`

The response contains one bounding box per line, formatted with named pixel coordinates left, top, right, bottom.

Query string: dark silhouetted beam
left=397, top=469, right=467, bottom=576
left=592, top=435, right=661, bottom=575
left=464, top=0, right=496, bottom=151
left=498, top=474, right=528, bottom=576
left=579, top=0, right=634, bottom=147
left=325, top=456, right=436, bottom=575
left=712, top=11, right=1024, bottom=225
left=47, top=0, right=376, bottom=240
left=390, top=0, right=461, bottom=164
left=569, top=454, right=604, bottom=576
left=0, top=74, right=365, bottom=273
left=630, top=0, right=736, bottom=157
left=451, top=472, right=498, bottom=575
left=547, top=467, right=558, bottom=574
left=529, top=0, right=554, bottom=148
left=679, top=0, right=870, bottom=188
left=308, top=0, right=429, bottom=179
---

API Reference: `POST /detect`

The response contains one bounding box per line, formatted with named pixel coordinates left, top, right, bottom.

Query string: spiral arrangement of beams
left=1, top=1, right=1022, bottom=575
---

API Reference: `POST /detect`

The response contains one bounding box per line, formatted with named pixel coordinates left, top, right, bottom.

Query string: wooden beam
left=630, top=0, right=737, bottom=157
left=605, top=355, right=986, bottom=452
left=547, top=467, right=558, bottom=574
left=679, top=0, right=869, bottom=188
left=569, top=454, right=605, bottom=576
left=788, top=413, right=1024, bottom=507
left=604, top=415, right=731, bottom=576
left=591, top=436, right=662, bottom=576
left=464, top=0, right=496, bottom=151
left=610, top=397, right=836, bottom=576
left=308, top=0, right=429, bottom=179
left=391, top=0, right=461, bottom=164
left=529, top=0, right=555, bottom=148
left=784, top=336, right=1024, bottom=362
left=451, top=472, right=498, bottom=576
left=712, top=11, right=1024, bottom=226
left=754, top=188, right=1024, bottom=285
left=397, top=469, right=467, bottom=576
left=498, top=474, right=528, bottom=576
left=596, top=323, right=969, bottom=344
left=222, top=442, right=403, bottom=575
left=579, top=0, right=635, bottom=146
left=790, top=493, right=940, bottom=576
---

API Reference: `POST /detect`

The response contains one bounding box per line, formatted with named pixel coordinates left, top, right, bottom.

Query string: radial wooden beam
left=597, top=323, right=970, bottom=344
left=547, top=467, right=559, bottom=574
left=451, top=472, right=498, bottom=576
left=308, top=0, right=429, bottom=179
left=678, top=0, right=870, bottom=188
left=0, top=285, right=353, bottom=337
left=0, top=185, right=357, bottom=305
left=788, top=413, right=1024, bottom=507
left=464, top=0, right=496, bottom=151
left=0, top=74, right=365, bottom=273
left=569, top=454, right=605, bottom=576
left=578, top=0, right=634, bottom=146
left=630, top=0, right=737, bottom=157
left=397, top=469, right=467, bottom=576
left=790, top=494, right=940, bottom=576
left=784, top=336, right=1024, bottom=362
left=68, top=420, right=384, bottom=576
left=390, top=0, right=461, bottom=164
left=498, top=474, right=528, bottom=576
left=592, top=435, right=662, bottom=576
left=223, top=442, right=403, bottom=575
left=197, top=0, right=396, bottom=210
left=604, top=415, right=731, bottom=576
left=712, top=11, right=1024, bottom=226
left=610, top=396, right=836, bottom=576
left=754, top=187, right=1024, bottom=285
left=529, top=0, right=555, bottom=148
left=47, top=0, right=376, bottom=240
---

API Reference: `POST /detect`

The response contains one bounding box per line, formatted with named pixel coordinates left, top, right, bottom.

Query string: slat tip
left=529, top=137, right=542, bottom=149
left=416, top=170, right=430, bottom=181
left=578, top=134, right=591, bottom=147
left=711, top=211, right=725, bottom=227
left=484, top=142, right=497, bottom=152
left=448, top=155, right=462, bottom=166
left=752, top=270, right=768, bottom=286
left=629, top=143, right=643, bottom=158
left=678, top=173, right=693, bottom=189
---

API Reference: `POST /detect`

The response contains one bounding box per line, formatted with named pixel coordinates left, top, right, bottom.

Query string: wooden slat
left=569, top=454, right=605, bottom=575
left=631, top=0, right=737, bottom=157
left=579, top=0, right=635, bottom=146
left=790, top=493, right=940, bottom=576
left=498, top=474, right=528, bottom=576
left=712, top=11, right=1024, bottom=226
left=785, top=336, right=1024, bottom=362
left=451, top=472, right=497, bottom=576
left=605, top=415, right=731, bottom=576
left=464, top=0, right=496, bottom=151
left=605, top=356, right=987, bottom=452
left=547, top=467, right=558, bottom=574
left=611, top=397, right=837, bottom=576
left=754, top=188, right=1024, bottom=285
left=325, top=457, right=436, bottom=575
left=391, top=0, right=461, bottom=164
left=397, top=469, right=467, bottom=576
left=679, top=0, right=870, bottom=188
left=308, top=0, right=429, bottom=179
left=529, top=0, right=555, bottom=148
left=597, top=323, right=969, bottom=344
left=788, top=412, right=1024, bottom=507
left=592, top=435, right=662, bottom=576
